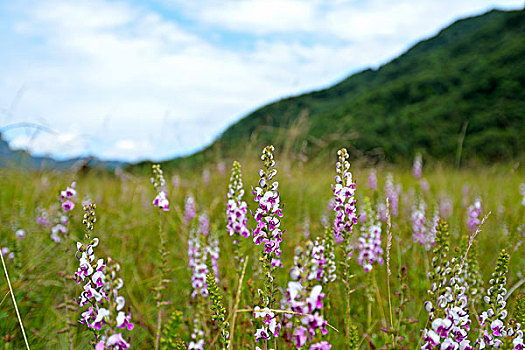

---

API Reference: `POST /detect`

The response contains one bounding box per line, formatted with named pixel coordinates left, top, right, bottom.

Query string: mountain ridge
left=191, top=8, right=525, bottom=165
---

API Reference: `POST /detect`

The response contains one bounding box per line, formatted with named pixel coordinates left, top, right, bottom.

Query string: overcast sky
left=0, top=0, right=522, bottom=162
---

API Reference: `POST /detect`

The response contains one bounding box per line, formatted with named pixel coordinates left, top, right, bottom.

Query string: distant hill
left=0, top=133, right=126, bottom=171
left=198, top=9, right=525, bottom=164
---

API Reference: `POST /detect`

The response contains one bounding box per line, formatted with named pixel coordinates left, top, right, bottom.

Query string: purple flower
left=332, top=148, right=357, bottom=244
left=152, top=191, right=169, bottom=211
left=15, top=229, right=25, bottom=239
left=184, top=196, right=196, bottom=225
left=62, top=200, right=75, bottom=212
left=106, top=333, right=130, bottom=349
left=467, top=199, right=482, bottom=231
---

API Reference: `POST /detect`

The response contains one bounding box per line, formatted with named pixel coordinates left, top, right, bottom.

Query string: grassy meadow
left=0, top=150, right=524, bottom=349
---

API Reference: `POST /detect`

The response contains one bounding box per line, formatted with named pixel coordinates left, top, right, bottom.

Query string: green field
left=0, top=150, right=524, bottom=349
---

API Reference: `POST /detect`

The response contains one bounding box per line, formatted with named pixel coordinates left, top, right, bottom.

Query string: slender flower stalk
left=188, top=213, right=210, bottom=350
left=357, top=197, right=384, bottom=273
left=151, top=164, right=171, bottom=350
left=53, top=182, right=77, bottom=348
left=252, top=145, right=284, bottom=347
left=185, top=196, right=197, bottom=226
left=412, top=198, right=435, bottom=250
left=226, top=161, right=250, bottom=272
left=476, top=250, right=510, bottom=349
left=421, top=220, right=472, bottom=350
left=331, top=148, right=357, bottom=245
left=75, top=203, right=134, bottom=349
left=283, top=233, right=336, bottom=349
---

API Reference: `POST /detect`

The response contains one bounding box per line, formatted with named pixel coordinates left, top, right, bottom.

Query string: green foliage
left=514, top=294, right=525, bottom=325
left=161, top=310, right=186, bottom=350
left=208, top=9, right=525, bottom=164
left=206, top=272, right=229, bottom=349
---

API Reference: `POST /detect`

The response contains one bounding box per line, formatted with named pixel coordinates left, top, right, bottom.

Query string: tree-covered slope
left=208, top=9, right=525, bottom=163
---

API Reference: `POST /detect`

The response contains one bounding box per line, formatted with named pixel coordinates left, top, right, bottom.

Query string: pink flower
left=62, top=200, right=75, bottom=212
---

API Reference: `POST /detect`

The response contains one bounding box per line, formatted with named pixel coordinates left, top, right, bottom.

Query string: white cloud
left=0, top=0, right=522, bottom=161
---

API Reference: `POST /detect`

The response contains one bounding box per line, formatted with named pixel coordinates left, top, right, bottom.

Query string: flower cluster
left=253, top=307, right=281, bottom=345
left=226, top=161, right=250, bottom=270
left=439, top=196, right=453, bottom=219
left=384, top=173, right=400, bottom=218
left=1, top=247, right=14, bottom=261
left=332, top=148, right=357, bottom=244
left=282, top=235, right=335, bottom=349
left=61, top=182, right=77, bottom=212
left=51, top=182, right=77, bottom=242
left=476, top=250, right=510, bottom=349
left=421, top=220, right=472, bottom=350
left=36, top=208, right=50, bottom=227
left=208, top=227, right=220, bottom=284
left=413, top=153, right=422, bottom=179
left=411, top=199, right=437, bottom=250
left=412, top=199, right=427, bottom=247
left=521, top=183, right=525, bottom=206
left=252, top=145, right=284, bottom=268
left=151, top=164, right=169, bottom=211
left=184, top=196, right=196, bottom=225
left=357, top=197, right=384, bottom=272
left=75, top=203, right=133, bottom=349
left=252, top=145, right=285, bottom=347
left=467, top=199, right=482, bottom=231
left=188, top=214, right=210, bottom=299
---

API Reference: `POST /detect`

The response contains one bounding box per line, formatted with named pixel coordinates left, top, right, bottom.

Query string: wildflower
left=521, top=183, right=525, bottom=206
left=384, top=173, right=399, bottom=218
left=467, top=199, right=482, bottom=231
left=412, top=198, right=427, bottom=247
left=252, top=145, right=284, bottom=266
left=75, top=203, right=133, bottom=349
left=51, top=182, right=77, bottom=242
left=282, top=231, right=335, bottom=348
left=413, top=153, right=422, bottom=179
left=226, top=161, right=250, bottom=270
left=252, top=145, right=284, bottom=345
left=151, top=164, right=171, bottom=350
left=1, top=247, right=14, bottom=262
left=367, top=169, right=377, bottom=191
left=331, top=148, right=357, bottom=244
left=151, top=164, right=169, bottom=211
left=421, top=220, right=472, bottom=349
left=475, top=250, right=510, bottom=348
left=36, top=208, right=50, bottom=227
left=439, top=196, right=453, bottom=219
left=184, top=196, right=196, bottom=225
left=188, top=217, right=209, bottom=299
left=15, top=229, right=25, bottom=239
left=357, top=197, right=384, bottom=272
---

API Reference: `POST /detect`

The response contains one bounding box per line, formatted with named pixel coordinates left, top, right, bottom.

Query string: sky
left=0, top=0, right=523, bottom=162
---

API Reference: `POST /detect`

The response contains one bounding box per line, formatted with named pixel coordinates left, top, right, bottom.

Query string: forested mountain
left=202, top=9, right=525, bottom=164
